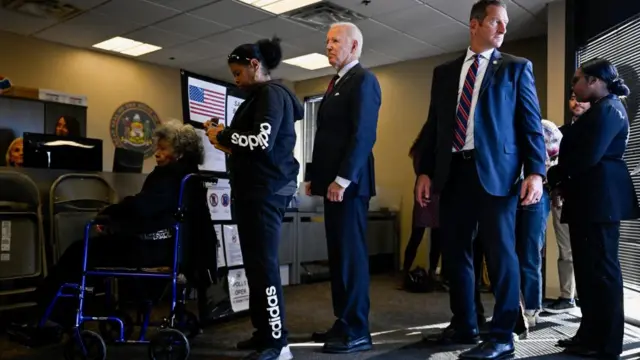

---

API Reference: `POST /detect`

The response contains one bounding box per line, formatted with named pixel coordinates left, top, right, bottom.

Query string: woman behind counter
left=548, top=58, right=639, bottom=360
left=206, top=36, right=302, bottom=360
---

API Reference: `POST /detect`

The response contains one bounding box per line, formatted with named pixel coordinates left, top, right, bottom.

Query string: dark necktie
left=453, top=54, right=480, bottom=151
left=326, top=75, right=340, bottom=94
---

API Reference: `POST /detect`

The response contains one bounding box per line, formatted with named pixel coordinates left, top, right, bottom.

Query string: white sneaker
left=279, top=346, right=293, bottom=360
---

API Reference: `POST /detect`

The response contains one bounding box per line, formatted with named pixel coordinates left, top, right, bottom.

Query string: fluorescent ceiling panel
left=92, top=36, right=162, bottom=57
left=239, top=0, right=322, bottom=14
left=283, top=53, right=331, bottom=70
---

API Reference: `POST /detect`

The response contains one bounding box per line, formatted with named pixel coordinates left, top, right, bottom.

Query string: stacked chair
left=0, top=170, right=47, bottom=315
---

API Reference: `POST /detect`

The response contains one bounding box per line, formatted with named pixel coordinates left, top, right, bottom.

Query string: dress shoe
left=556, top=335, right=582, bottom=348
left=459, top=340, right=515, bottom=359
left=322, top=334, right=372, bottom=354
left=311, top=328, right=340, bottom=343
left=424, top=325, right=481, bottom=346
left=562, top=345, right=598, bottom=357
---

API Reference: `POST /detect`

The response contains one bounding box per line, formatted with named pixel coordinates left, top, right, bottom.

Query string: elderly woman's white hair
left=153, top=119, right=204, bottom=165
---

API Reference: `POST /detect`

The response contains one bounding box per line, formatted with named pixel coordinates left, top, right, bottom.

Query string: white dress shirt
left=454, top=47, right=495, bottom=152
left=334, top=60, right=360, bottom=189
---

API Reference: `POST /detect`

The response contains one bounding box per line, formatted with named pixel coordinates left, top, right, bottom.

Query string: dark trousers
left=402, top=227, right=441, bottom=273
left=235, top=194, right=291, bottom=350
left=569, top=221, right=624, bottom=356
left=324, top=196, right=370, bottom=338
left=440, top=157, right=520, bottom=342
left=516, top=190, right=550, bottom=311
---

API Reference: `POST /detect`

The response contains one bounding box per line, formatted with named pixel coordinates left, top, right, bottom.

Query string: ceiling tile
left=281, top=29, right=326, bottom=54
left=92, top=0, right=180, bottom=27
left=0, top=8, right=58, bottom=35
left=359, top=49, right=399, bottom=69
left=420, top=0, right=475, bottom=24
left=182, top=56, right=228, bottom=78
left=200, top=29, right=261, bottom=58
left=138, top=39, right=218, bottom=64
left=355, top=19, right=443, bottom=60
left=125, top=26, right=195, bottom=48
left=512, top=0, right=548, bottom=16
left=241, top=17, right=318, bottom=42
left=63, top=0, right=112, bottom=10
left=330, top=0, right=421, bottom=18
left=374, top=5, right=464, bottom=48
left=189, top=0, right=273, bottom=28
left=143, top=0, right=220, bottom=12
left=154, top=13, right=228, bottom=38
left=35, top=11, right=143, bottom=48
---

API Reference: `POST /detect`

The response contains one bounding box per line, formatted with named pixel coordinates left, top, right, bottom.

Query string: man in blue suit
left=305, top=22, right=381, bottom=354
left=414, top=1, right=546, bottom=359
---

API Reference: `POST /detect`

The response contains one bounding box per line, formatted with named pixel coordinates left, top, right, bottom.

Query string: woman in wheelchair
left=9, top=120, right=205, bottom=343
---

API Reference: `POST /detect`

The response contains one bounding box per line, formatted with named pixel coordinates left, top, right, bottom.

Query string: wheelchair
left=36, top=173, right=218, bottom=360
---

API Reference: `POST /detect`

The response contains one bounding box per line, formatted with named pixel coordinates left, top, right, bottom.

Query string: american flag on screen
left=188, top=85, right=225, bottom=119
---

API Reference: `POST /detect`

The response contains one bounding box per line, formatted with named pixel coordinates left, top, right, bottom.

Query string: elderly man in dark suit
left=414, top=1, right=547, bottom=359
left=305, top=21, right=381, bottom=355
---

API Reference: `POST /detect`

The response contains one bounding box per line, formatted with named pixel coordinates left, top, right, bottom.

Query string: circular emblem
left=221, top=193, right=230, bottom=207
left=110, top=101, right=161, bottom=158
left=209, top=193, right=219, bottom=207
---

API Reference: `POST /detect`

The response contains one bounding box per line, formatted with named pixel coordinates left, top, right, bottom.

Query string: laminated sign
left=206, top=179, right=232, bottom=221
left=223, top=225, right=244, bottom=267
left=214, top=225, right=226, bottom=269
left=227, top=269, right=249, bottom=312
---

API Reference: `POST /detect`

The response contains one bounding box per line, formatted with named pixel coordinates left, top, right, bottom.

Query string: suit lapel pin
left=493, top=60, right=498, bottom=65
left=335, top=92, right=340, bottom=96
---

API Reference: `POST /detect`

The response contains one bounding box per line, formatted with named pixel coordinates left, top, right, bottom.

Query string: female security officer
left=548, top=58, right=639, bottom=360
left=206, top=36, right=302, bottom=360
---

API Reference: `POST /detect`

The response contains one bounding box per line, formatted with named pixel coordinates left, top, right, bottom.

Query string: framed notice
left=228, top=268, right=250, bottom=312
left=214, top=225, right=226, bottom=269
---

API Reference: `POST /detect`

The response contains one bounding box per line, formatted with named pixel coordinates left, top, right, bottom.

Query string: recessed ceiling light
left=239, top=0, right=322, bottom=14
left=283, top=53, right=331, bottom=70
left=92, top=36, right=162, bottom=57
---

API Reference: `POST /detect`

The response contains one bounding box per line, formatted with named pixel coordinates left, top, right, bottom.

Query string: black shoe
left=311, top=327, right=342, bottom=343
left=556, top=335, right=582, bottom=348
left=542, top=297, right=576, bottom=314
left=322, top=334, right=372, bottom=354
left=459, top=340, right=515, bottom=359
left=561, top=345, right=598, bottom=357
left=242, top=346, right=293, bottom=360
left=424, top=325, right=481, bottom=346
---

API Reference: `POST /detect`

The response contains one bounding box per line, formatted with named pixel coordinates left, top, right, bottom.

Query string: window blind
left=577, top=14, right=640, bottom=291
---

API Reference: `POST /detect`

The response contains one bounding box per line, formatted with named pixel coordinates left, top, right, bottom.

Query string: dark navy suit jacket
left=307, top=64, right=381, bottom=198
left=548, top=94, right=640, bottom=223
left=418, top=50, right=547, bottom=196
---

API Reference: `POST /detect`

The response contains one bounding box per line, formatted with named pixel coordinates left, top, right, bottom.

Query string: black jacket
left=548, top=94, right=640, bottom=223
left=101, top=159, right=198, bottom=234
left=217, top=81, right=303, bottom=199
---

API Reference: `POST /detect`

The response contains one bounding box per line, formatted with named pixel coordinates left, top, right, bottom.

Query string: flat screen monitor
left=112, top=147, right=144, bottom=173
left=23, top=132, right=103, bottom=172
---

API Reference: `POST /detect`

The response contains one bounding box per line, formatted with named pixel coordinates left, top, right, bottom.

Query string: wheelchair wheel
left=98, top=310, right=134, bottom=343
left=175, top=311, right=200, bottom=339
left=63, top=330, right=107, bottom=360
left=148, top=328, right=190, bottom=360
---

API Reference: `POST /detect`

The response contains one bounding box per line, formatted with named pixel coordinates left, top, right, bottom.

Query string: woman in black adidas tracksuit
left=206, top=37, right=302, bottom=360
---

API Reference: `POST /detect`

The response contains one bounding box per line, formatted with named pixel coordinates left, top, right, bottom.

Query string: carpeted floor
left=2, top=275, right=640, bottom=359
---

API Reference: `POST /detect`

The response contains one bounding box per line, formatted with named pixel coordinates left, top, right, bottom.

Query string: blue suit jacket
left=548, top=94, right=640, bottom=223
left=419, top=50, right=546, bottom=196
left=307, top=64, right=381, bottom=198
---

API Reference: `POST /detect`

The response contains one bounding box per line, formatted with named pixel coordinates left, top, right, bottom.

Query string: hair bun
left=610, top=77, right=631, bottom=97
left=257, top=36, right=282, bottom=71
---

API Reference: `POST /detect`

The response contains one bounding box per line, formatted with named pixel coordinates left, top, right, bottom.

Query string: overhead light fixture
left=239, top=0, right=322, bottom=15
left=283, top=53, right=331, bottom=70
left=92, top=36, right=162, bottom=57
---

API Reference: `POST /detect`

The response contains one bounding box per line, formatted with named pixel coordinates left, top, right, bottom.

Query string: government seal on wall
left=110, top=101, right=160, bottom=158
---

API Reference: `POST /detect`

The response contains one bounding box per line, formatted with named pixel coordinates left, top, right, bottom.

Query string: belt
left=451, top=150, right=475, bottom=160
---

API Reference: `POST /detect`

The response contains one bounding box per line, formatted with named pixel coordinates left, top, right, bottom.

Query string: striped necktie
left=453, top=54, right=480, bottom=151
left=326, top=75, right=340, bottom=94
